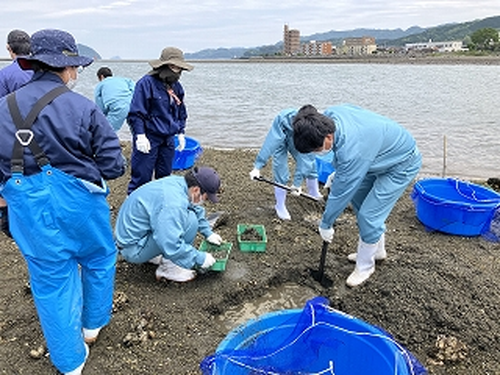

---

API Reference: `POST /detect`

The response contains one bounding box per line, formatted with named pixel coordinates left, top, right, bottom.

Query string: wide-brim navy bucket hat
left=18, top=29, right=93, bottom=70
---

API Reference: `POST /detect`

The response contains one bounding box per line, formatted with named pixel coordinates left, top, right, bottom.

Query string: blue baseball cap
left=192, top=167, right=221, bottom=203
left=18, top=29, right=93, bottom=70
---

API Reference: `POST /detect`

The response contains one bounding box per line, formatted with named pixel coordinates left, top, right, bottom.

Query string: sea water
left=2, top=60, right=499, bottom=179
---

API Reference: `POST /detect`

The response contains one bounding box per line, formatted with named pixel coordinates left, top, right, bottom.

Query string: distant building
left=301, top=40, right=334, bottom=56
left=342, top=36, right=377, bottom=55
left=283, top=24, right=300, bottom=55
left=405, top=40, right=464, bottom=52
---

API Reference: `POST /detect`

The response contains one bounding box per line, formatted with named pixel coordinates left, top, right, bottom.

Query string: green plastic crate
left=199, top=241, right=232, bottom=271
left=237, top=224, right=267, bottom=252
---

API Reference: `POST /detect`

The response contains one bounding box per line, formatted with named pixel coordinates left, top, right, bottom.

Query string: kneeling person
left=115, top=166, right=222, bottom=282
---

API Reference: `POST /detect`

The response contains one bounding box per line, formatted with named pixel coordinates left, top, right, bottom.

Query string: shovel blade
left=310, top=268, right=333, bottom=288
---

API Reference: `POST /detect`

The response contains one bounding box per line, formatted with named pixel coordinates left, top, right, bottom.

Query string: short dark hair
left=97, top=67, right=113, bottom=78
left=29, top=60, right=65, bottom=73
left=184, top=168, right=201, bottom=190
left=293, top=104, right=336, bottom=153
left=7, top=29, right=31, bottom=55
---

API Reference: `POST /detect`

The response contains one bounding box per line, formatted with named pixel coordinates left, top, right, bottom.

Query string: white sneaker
left=155, top=259, right=196, bottom=282
left=65, top=343, right=89, bottom=375
left=148, top=255, right=162, bottom=265
left=346, top=267, right=375, bottom=287
left=83, top=327, right=102, bottom=344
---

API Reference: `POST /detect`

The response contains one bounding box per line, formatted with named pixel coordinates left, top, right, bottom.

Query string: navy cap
left=17, top=29, right=93, bottom=70
left=193, top=167, right=221, bottom=203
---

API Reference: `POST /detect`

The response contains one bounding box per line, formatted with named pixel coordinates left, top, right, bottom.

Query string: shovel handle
left=254, top=176, right=321, bottom=202
left=317, top=241, right=329, bottom=278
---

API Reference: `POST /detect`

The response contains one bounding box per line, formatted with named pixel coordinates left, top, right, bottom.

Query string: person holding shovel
left=249, top=107, right=323, bottom=220
left=293, top=104, right=421, bottom=287
left=115, top=166, right=222, bottom=282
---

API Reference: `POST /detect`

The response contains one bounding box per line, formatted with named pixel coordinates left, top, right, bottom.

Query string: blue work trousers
left=120, top=209, right=198, bottom=264
left=128, top=133, right=175, bottom=194
left=2, top=165, right=116, bottom=373
left=351, top=149, right=422, bottom=244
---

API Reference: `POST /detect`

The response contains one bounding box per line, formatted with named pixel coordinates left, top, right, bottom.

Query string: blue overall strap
left=7, top=85, right=70, bottom=173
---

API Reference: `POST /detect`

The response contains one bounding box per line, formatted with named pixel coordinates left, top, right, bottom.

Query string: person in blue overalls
left=293, top=104, right=421, bottom=287
left=249, top=107, right=323, bottom=220
left=0, top=29, right=125, bottom=374
left=127, top=47, right=193, bottom=194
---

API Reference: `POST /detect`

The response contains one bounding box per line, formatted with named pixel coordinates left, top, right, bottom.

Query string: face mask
left=66, top=77, right=78, bottom=90
left=159, top=66, right=181, bottom=84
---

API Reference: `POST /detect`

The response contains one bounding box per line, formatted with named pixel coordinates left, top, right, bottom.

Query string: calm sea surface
left=1, top=60, right=499, bottom=180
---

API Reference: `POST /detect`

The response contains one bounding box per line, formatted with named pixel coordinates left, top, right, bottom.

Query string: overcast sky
left=2, top=1, right=500, bottom=59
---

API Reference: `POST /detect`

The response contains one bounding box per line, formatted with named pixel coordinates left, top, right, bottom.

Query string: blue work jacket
left=127, top=74, right=187, bottom=137
left=0, top=71, right=125, bottom=185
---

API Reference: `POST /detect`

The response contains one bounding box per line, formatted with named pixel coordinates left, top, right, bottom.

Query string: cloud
left=0, top=0, right=499, bottom=59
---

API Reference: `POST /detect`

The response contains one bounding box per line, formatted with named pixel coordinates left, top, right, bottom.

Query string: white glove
left=177, top=133, right=186, bottom=152
left=201, top=253, right=216, bottom=269
left=290, top=186, right=302, bottom=197
left=206, top=233, right=222, bottom=245
left=249, top=168, right=260, bottom=181
left=324, top=172, right=336, bottom=189
left=136, top=134, right=150, bottom=153
left=318, top=226, right=334, bottom=243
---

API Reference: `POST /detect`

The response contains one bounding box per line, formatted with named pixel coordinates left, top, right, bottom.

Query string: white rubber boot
left=346, top=239, right=378, bottom=287
left=347, top=233, right=386, bottom=262
left=274, top=187, right=291, bottom=220
left=306, top=178, right=322, bottom=199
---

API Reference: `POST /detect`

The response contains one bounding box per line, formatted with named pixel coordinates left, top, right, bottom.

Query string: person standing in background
left=0, top=29, right=125, bottom=374
left=127, top=47, right=193, bottom=194
left=0, top=29, right=33, bottom=97
left=94, top=66, right=135, bottom=132
left=0, top=29, right=34, bottom=236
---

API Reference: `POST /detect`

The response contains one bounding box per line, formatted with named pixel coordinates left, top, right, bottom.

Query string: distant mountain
left=77, top=43, right=101, bottom=60
left=185, top=47, right=248, bottom=60
left=185, top=15, right=500, bottom=59
left=381, top=15, right=500, bottom=46
left=303, top=26, right=425, bottom=43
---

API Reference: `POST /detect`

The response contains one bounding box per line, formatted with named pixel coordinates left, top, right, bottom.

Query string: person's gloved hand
left=324, top=172, right=336, bottom=189
left=249, top=168, right=260, bottom=181
left=206, top=233, right=222, bottom=245
left=177, top=133, right=186, bottom=152
left=201, top=253, right=216, bottom=269
left=136, top=134, right=151, bottom=153
left=318, top=226, right=334, bottom=243
left=290, top=186, right=302, bottom=197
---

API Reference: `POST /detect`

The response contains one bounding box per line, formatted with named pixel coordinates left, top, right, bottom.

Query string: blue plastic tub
left=214, top=308, right=416, bottom=375
left=412, top=178, right=500, bottom=236
left=315, top=152, right=335, bottom=184
left=173, top=136, right=203, bottom=170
